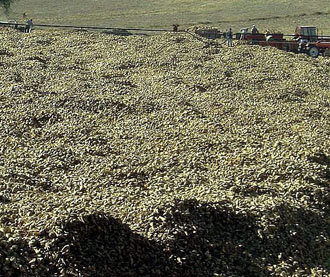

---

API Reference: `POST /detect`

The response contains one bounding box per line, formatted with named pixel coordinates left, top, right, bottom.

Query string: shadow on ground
left=47, top=200, right=330, bottom=276
left=1, top=199, right=329, bottom=276
left=151, top=199, right=329, bottom=276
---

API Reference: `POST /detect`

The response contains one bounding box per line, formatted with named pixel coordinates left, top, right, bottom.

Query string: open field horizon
left=1, top=0, right=330, bottom=33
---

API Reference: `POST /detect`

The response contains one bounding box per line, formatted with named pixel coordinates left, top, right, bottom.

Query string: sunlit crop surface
left=0, top=28, right=329, bottom=276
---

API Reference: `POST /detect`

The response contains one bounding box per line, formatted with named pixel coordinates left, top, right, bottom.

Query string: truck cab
left=294, top=26, right=317, bottom=41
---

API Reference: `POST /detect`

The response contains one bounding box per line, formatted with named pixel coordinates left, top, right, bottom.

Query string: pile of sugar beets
left=0, top=27, right=329, bottom=276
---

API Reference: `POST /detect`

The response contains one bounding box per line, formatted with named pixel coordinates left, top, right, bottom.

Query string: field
left=1, top=0, right=330, bottom=33
left=0, top=27, right=329, bottom=276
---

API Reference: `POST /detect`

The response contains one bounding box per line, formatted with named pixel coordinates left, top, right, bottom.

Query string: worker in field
left=173, top=24, right=179, bottom=32
left=251, top=25, right=259, bottom=34
left=227, top=28, right=233, bottom=47
left=298, top=38, right=308, bottom=52
left=240, top=28, right=248, bottom=40
left=25, top=19, right=33, bottom=33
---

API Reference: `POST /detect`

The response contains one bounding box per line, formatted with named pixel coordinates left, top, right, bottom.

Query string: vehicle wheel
left=308, top=46, right=319, bottom=58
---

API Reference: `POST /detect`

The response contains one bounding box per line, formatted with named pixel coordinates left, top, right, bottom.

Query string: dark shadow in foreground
left=1, top=199, right=329, bottom=276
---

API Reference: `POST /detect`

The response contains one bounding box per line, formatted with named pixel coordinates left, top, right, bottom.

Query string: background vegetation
left=0, top=0, right=329, bottom=33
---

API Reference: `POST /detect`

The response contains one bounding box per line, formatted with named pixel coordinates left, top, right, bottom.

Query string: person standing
left=240, top=28, right=248, bottom=40
left=25, top=19, right=33, bottom=33
left=251, top=25, right=259, bottom=34
left=227, top=28, right=233, bottom=47
left=173, top=24, right=179, bottom=32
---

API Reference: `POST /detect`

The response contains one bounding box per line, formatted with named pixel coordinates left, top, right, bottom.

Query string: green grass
left=1, top=0, right=330, bottom=33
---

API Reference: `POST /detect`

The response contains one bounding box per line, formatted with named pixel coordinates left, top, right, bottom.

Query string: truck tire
left=308, top=46, right=319, bottom=58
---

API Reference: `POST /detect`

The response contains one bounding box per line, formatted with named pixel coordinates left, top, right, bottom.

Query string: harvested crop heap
left=0, top=28, right=329, bottom=276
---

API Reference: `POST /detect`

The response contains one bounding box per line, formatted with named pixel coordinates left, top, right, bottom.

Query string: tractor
left=292, top=26, right=330, bottom=57
left=241, top=26, right=330, bottom=58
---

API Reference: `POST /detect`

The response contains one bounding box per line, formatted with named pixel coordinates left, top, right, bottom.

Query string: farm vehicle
left=239, top=26, right=330, bottom=58
left=1, top=19, right=329, bottom=57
